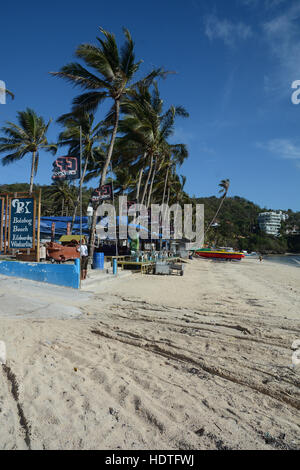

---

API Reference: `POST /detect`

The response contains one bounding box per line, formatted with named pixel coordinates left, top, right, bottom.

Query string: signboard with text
left=52, top=156, right=80, bottom=181
left=9, top=198, right=35, bottom=249
left=91, top=183, right=113, bottom=203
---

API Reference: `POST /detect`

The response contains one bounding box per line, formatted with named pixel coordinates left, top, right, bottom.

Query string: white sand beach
left=0, top=257, right=299, bottom=450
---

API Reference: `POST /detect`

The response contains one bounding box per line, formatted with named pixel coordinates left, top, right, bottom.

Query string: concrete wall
left=0, top=259, right=80, bottom=289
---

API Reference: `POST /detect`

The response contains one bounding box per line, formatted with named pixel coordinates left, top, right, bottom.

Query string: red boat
left=195, top=250, right=245, bottom=260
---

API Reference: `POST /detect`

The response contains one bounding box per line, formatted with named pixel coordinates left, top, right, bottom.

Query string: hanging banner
left=91, top=183, right=113, bottom=203
left=0, top=197, right=4, bottom=252
left=9, top=197, right=36, bottom=249
left=52, top=156, right=80, bottom=181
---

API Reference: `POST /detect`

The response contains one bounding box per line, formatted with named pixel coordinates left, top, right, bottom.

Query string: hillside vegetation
left=1, top=184, right=299, bottom=254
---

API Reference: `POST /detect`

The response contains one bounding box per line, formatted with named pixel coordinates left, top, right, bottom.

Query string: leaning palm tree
left=0, top=108, right=56, bottom=193
left=52, top=27, right=165, bottom=259
left=119, top=82, right=189, bottom=207
left=205, top=179, right=230, bottom=239
left=0, top=84, right=14, bottom=103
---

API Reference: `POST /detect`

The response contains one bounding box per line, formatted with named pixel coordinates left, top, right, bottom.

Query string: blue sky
left=1, top=0, right=300, bottom=210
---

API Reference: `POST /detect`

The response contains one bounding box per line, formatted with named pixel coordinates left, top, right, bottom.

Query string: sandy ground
left=0, top=257, right=299, bottom=450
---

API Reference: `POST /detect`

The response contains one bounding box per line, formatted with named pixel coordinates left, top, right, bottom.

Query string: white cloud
left=262, top=4, right=300, bottom=94
left=241, top=0, right=287, bottom=9
left=258, top=139, right=300, bottom=161
left=204, top=15, right=253, bottom=47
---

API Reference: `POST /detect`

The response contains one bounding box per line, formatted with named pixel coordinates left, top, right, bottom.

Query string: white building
left=258, top=211, right=288, bottom=236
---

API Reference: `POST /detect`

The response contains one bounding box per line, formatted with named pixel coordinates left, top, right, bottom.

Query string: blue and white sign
left=9, top=198, right=35, bottom=249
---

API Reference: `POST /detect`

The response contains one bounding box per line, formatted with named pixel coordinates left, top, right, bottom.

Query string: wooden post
left=36, top=189, right=41, bottom=262
left=10, top=194, right=16, bottom=257
left=0, top=197, right=4, bottom=253
left=51, top=223, right=55, bottom=242
left=4, top=195, right=8, bottom=254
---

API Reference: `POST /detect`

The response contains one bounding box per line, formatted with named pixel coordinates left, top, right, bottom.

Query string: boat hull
left=196, top=251, right=245, bottom=260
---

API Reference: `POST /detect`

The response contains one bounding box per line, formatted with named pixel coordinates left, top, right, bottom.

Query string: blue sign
left=9, top=198, right=35, bottom=249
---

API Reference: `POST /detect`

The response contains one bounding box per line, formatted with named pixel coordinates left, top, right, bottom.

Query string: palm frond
left=2, top=150, right=28, bottom=165
left=72, top=91, right=107, bottom=113
left=76, top=43, right=115, bottom=80
left=51, top=63, right=109, bottom=90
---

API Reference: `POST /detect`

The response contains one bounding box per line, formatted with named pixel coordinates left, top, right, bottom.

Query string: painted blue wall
left=0, top=259, right=80, bottom=289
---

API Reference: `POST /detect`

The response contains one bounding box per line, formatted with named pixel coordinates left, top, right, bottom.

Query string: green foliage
left=0, top=183, right=92, bottom=217
left=287, top=235, right=300, bottom=253
left=194, top=195, right=298, bottom=253
left=0, top=108, right=56, bottom=192
left=245, top=234, right=288, bottom=254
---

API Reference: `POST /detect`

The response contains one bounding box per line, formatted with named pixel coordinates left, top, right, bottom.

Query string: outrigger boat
left=194, top=248, right=245, bottom=260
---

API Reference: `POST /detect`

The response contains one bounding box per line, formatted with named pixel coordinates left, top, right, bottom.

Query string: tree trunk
left=162, top=167, right=169, bottom=206
left=159, top=167, right=169, bottom=251
left=140, top=154, right=153, bottom=206
left=166, top=186, right=170, bottom=207
left=88, top=100, right=120, bottom=264
left=146, top=158, right=157, bottom=209
left=61, top=198, right=64, bottom=217
left=100, top=100, right=120, bottom=187
left=205, top=196, right=226, bottom=238
left=136, top=167, right=144, bottom=203
left=136, top=152, right=147, bottom=203
left=71, top=153, right=90, bottom=232
left=29, top=151, right=36, bottom=194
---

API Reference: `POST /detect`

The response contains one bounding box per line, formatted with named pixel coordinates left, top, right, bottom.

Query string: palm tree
left=0, top=108, right=56, bottom=193
left=205, top=179, right=230, bottom=240
left=153, top=144, right=188, bottom=206
left=52, top=27, right=165, bottom=259
left=57, top=110, right=106, bottom=229
left=113, top=167, right=137, bottom=195
left=119, top=82, right=189, bottom=207
left=45, top=181, right=77, bottom=216
left=0, top=84, right=14, bottom=102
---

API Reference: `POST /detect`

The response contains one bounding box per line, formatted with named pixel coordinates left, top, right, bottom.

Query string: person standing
left=77, top=240, right=88, bottom=280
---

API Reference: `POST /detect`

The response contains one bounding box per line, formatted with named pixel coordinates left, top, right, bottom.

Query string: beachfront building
left=258, top=211, right=288, bottom=236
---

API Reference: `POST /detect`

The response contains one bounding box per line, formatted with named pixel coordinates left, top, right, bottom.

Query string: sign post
left=8, top=197, right=36, bottom=251
left=0, top=197, right=4, bottom=253
left=4, top=195, right=8, bottom=254
left=36, top=190, right=42, bottom=262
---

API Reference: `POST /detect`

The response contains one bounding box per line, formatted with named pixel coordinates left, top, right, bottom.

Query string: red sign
left=91, top=183, right=113, bottom=202
left=52, top=156, right=80, bottom=181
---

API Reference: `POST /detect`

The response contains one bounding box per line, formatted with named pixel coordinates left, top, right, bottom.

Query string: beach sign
left=91, top=183, right=113, bottom=203
left=52, top=155, right=80, bottom=181
left=9, top=197, right=35, bottom=249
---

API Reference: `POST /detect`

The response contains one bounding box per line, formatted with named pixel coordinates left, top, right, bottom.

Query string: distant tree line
left=195, top=196, right=300, bottom=254
left=1, top=184, right=299, bottom=254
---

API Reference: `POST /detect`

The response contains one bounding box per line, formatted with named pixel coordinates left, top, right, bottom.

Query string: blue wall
left=0, top=259, right=80, bottom=289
